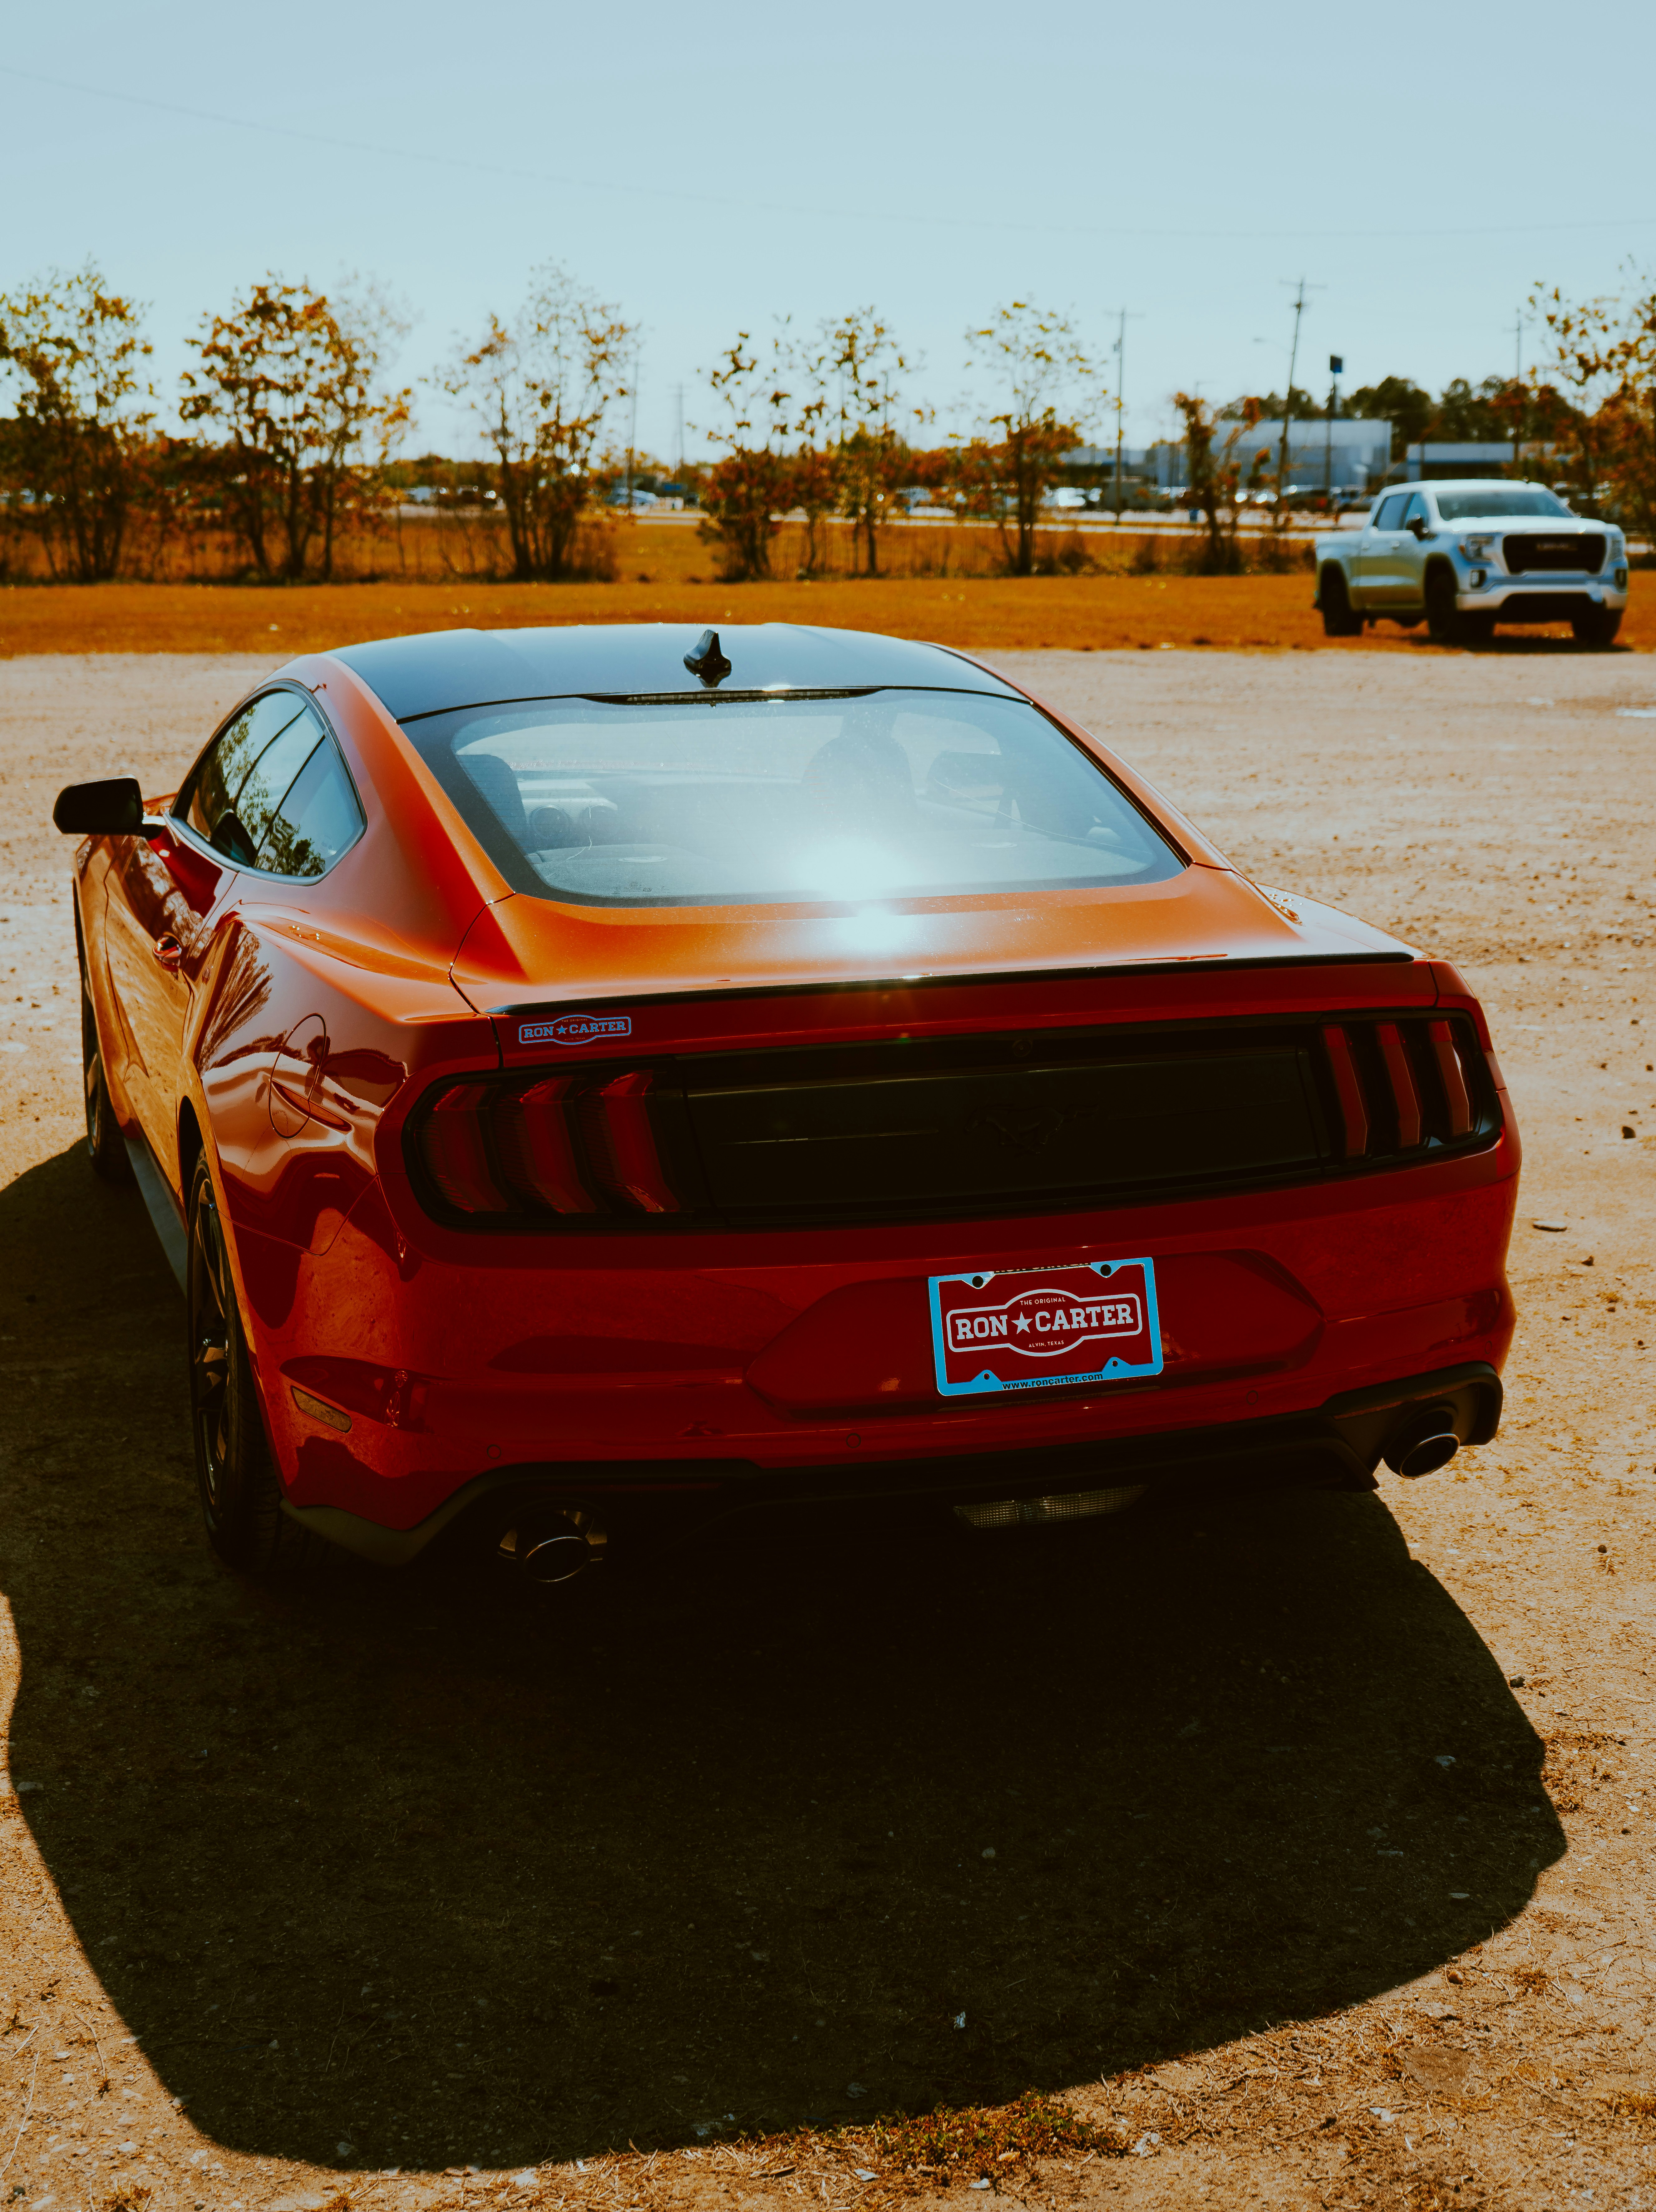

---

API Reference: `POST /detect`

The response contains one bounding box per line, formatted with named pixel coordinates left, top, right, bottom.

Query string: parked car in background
left=608, top=487, right=658, bottom=510
left=1045, top=488, right=1091, bottom=511
left=1315, top=480, right=1628, bottom=644
left=57, top=622, right=1517, bottom=1586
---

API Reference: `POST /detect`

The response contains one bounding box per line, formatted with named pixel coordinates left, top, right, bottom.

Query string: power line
left=3, top=63, right=1655, bottom=246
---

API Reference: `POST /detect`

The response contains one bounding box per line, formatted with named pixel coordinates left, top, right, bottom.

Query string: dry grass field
left=3, top=647, right=1656, bottom=2212
left=0, top=563, right=1651, bottom=658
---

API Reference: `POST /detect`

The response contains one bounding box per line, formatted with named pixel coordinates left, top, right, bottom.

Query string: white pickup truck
left=1314, top=479, right=1629, bottom=646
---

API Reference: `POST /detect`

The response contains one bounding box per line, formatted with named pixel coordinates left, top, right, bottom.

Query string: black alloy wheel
left=1424, top=565, right=1471, bottom=646
left=187, top=1153, right=305, bottom=1575
left=1318, top=566, right=1363, bottom=637
left=78, top=936, right=131, bottom=1184
left=1571, top=607, right=1623, bottom=647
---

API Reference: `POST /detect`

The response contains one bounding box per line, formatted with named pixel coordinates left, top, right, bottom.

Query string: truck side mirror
left=1407, top=516, right=1430, bottom=540
left=53, top=776, right=144, bottom=835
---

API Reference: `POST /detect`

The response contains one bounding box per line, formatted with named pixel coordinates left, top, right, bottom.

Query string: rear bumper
left=281, top=1359, right=1504, bottom=1565
left=258, top=1125, right=1520, bottom=1541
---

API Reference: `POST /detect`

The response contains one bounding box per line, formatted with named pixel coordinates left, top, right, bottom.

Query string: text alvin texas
left=928, top=1259, right=1162, bottom=1398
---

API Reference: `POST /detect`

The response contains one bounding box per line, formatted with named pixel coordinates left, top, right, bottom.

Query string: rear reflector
left=1321, top=1026, right=1369, bottom=1158
left=1428, top=1020, right=1474, bottom=1136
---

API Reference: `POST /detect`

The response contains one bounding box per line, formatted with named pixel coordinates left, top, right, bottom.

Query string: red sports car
left=55, top=622, right=1516, bottom=1580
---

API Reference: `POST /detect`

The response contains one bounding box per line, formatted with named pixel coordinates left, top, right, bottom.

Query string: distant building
left=1387, top=441, right=1555, bottom=483
left=1062, top=446, right=1159, bottom=471
left=1153, top=418, right=1390, bottom=494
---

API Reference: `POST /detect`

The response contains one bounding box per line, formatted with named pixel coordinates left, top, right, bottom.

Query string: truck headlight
left=1460, top=534, right=1493, bottom=559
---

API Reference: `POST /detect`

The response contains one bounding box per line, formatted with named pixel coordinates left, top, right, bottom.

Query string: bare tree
left=0, top=262, right=154, bottom=581
left=1172, top=392, right=1261, bottom=574
left=695, top=328, right=798, bottom=581
left=1604, top=266, right=1656, bottom=546
left=441, top=264, right=631, bottom=581
left=820, top=309, right=923, bottom=576
left=964, top=302, right=1094, bottom=575
left=181, top=276, right=410, bottom=579
left=1528, top=283, right=1622, bottom=514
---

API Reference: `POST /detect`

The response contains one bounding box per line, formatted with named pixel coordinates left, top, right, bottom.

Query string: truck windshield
left=1434, top=489, right=1573, bottom=521
left=404, top=687, right=1183, bottom=908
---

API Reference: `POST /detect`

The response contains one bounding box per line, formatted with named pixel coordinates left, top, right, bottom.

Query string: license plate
left=928, top=1258, right=1163, bottom=1398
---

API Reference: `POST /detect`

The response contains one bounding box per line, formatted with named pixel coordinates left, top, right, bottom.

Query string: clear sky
left=4, top=0, right=1653, bottom=461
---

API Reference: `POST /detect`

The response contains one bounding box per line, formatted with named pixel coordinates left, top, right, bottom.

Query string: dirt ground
left=0, top=572, right=1650, bottom=658
left=2, top=644, right=1655, bottom=2212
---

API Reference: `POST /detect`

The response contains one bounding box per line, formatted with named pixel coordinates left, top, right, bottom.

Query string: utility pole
left=673, top=382, right=685, bottom=478
left=1325, top=354, right=1342, bottom=507
left=1276, top=278, right=1325, bottom=510
left=625, top=339, right=640, bottom=509
left=1512, top=308, right=1526, bottom=474
left=1110, top=307, right=1144, bottom=521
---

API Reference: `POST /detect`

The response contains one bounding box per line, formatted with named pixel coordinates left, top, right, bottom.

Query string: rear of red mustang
left=251, top=626, right=1516, bottom=1572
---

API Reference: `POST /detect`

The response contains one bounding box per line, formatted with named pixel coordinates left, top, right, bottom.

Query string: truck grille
left=407, top=1013, right=1496, bottom=1231
left=1503, top=532, right=1604, bottom=575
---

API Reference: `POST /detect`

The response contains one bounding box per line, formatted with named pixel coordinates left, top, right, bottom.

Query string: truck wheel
left=1425, top=566, right=1466, bottom=645
left=1318, top=566, right=1363, bottom=637
left=1461, top=613, right=1496, bottom=646
left=1571, top=607, right=1623, bottom=647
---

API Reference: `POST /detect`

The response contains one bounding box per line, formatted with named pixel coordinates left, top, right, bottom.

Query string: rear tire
left=78, top=934, right=131, bottom=1185
left=187, top=1153, right=306, bottom=1576
left=1318, top=566, right=1363, bottom=637
left=1572, top=607, right=1623, bottom=647
left=1425, top=566, right=1467, bottom=645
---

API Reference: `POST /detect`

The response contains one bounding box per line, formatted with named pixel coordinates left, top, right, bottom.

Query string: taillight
left=580, top=1072, right=680, bottom=1214
left=422, top=1084, right=510, bottom=1213
left=1427, top=1019, right=1474, bottom=1136
left=494, top=1077, right=599, bottom=1214
left=1321, top=1025, right=1368, bottom=1158
left=1376, top=1024, right=1422, bottom=1149
left=1320, top=1015, right=1484, bottom=1164
left=413, top=1069, right=682, bottom=1221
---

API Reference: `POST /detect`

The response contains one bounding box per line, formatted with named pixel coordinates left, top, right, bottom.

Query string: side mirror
left=1407, top=516, right=1430, bottom=540
left=53, top=777, right=144, bottom=835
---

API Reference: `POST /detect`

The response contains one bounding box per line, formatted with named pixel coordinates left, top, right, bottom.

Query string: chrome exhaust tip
left=1383, top=1407, right=1461, bottom=1480
left=497, top=1512, right=607, bottom=1583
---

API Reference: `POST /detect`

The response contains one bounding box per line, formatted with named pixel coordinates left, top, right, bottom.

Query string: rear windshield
left=402, top=688, right=1183, bottom=908
left=1434, top=489, right=1573, bottom=521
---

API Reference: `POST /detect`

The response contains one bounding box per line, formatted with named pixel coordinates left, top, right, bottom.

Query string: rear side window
left=177, top=691, right=364, bottom=878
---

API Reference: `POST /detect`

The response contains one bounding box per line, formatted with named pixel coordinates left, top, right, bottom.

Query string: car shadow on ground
left=1, top=1144, right=1560, bottom=2172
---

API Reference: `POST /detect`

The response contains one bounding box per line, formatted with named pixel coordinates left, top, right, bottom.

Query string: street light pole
left=1111, top=308, right=1143, bottom=520
left=625, top=339, right=640, bottom=510
left=1325, top=354, right=1342, bottom=507
left=1277, top=279, right=1307, bottom=505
